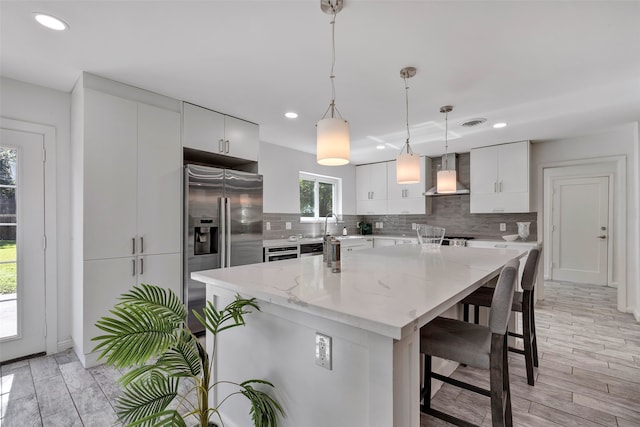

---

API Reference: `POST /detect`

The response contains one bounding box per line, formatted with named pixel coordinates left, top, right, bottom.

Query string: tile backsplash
left=263, top=213, right=361, bottom=240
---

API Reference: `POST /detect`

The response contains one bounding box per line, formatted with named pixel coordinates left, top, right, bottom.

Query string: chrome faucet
left=324, top=212, right=338, bottom=237
left=323, top=212, right=338, bottom=263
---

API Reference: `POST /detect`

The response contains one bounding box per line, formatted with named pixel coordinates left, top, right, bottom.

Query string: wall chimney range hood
left=423, top=153, right=470, bottom=196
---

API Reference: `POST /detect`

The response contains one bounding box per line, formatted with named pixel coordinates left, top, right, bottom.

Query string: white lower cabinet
left=341, top=237, right=374, bottom=252
left=82, top=253, right=181, bottom=361
left=373, top=237, right=397, bottom=248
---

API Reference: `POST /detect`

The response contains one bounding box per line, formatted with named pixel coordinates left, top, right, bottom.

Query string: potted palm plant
left=92, top=284, right=284, bottom=427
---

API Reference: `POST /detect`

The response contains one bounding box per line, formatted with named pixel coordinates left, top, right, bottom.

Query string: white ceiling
left=2, top=1, right=640, bottom=165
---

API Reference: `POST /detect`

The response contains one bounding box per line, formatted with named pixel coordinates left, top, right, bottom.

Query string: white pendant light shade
left=437, top=170, right=457, bottom=194
left=317, top=117, right=350, bottom=166
left=397, top=152, right=420, bottom=184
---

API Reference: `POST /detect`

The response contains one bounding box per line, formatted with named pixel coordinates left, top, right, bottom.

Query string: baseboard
left=57, top=338, right=74, bottom=353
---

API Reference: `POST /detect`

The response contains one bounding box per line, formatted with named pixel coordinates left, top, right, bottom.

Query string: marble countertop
left=192, top=245, right=524, bottom=340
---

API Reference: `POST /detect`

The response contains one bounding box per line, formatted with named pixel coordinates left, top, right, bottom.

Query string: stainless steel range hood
left=423, top=153, right=470, bottom=196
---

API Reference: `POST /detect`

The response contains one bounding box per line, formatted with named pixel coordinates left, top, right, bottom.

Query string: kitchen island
left=193, top=244, right=524, bottom=427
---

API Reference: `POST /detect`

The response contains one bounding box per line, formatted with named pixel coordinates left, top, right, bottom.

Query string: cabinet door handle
left=499, top=182, right=503, bottom=192
left=132, top=259, right=136, bottom=276
left=140, top=258, right=144, bottom=275
left=140, top=237, right=144, bottom=253
left=132, top=238, right=136, bottom=255
left=494, top=182, right=498, bottom=193
left=225, top=139, right=230, bottom=154
left=218, top=139, right=224, bottom=153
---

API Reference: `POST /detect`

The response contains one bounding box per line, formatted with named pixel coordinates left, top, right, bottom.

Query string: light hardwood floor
left=421, top=281, right=640, bottom=426
left=1, top=281, right=639, bottom=426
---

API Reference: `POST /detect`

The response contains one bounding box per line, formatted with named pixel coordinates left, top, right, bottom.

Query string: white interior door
left=0, top=129, right=46, bottom=362
left=551, top=176, right=609, bottom=284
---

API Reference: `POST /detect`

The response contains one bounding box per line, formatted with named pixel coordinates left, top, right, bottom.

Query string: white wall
left=0, top=77, right=73, bottom=349
left=259, top=142, right=357, bottom=214
left=532, top=122, right=640, bottom=317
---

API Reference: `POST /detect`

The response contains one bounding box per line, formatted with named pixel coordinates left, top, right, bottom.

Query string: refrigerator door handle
left=220, top=197, right=226, bottom=268
left=226, top=197, right=231, bottom=268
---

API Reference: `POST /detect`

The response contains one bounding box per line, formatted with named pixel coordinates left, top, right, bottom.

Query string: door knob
left=597, top=235, right=607, bottom=239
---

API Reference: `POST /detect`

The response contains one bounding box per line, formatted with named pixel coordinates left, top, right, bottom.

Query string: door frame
left=539, top=156, right=626, bottom=312
left=548, top=174, right=613, bottom=285
left=1, top=117, right=58, bottom=356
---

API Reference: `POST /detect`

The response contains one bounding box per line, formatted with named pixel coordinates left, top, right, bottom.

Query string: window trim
left=299, top=171, right=342, bottom=222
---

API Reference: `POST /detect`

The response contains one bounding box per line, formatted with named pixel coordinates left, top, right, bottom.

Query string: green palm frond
left=118, top=364, right=159, bottom=387
left=195, top=295, right=260, bottom=336
left=93, top=303, right=178, bottom=367
left=240, top=380, right=284, bottom=427
left=121, top=283, right=186, bottom=323
left=157, top=330, right=202, bottom=378
left=116, top=371, right=179, bottom=425
left=125, top=409, right=187, bottom=427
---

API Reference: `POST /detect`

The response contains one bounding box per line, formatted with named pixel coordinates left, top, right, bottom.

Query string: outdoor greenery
left=93, top=284, right=284, bottom=427
left=299, top=179, right=333, bottom=218
left=0, top=240, right=17, bottom=294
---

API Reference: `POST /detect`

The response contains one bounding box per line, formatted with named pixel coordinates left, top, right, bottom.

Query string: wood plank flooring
left=421, top=281, right=640, bottom=426
left=1, top=281, right=638, bottom=426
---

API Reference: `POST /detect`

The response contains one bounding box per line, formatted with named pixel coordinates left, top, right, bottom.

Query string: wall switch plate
left=379, top=222, right=383, bottom=229
left=285, top=222, right=292, bottom=230
left=500, top=223, right=506, bottom=232
left=315, top=332, right=332, bottom=370
left=412, top=223, right=417, bottom=230
left=265, top=221, right=271, bottom=231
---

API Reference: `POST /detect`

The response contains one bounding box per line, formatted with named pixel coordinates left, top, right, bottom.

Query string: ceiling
left=2, top=1, right=640, bottom=165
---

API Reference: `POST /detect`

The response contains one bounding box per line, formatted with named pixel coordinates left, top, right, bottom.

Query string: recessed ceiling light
left=493, top=122, right=507, bottom=129
left=285, top=112, right=298, bottom=119
left=376, top=145, right=385, bottom=150
left=34, top=13, right=69, bottom=31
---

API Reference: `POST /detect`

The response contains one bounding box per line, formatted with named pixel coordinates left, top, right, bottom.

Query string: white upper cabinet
left=470, top=141, right=531, bottom=213
left=356, top=162, right=388, bottom=214
left=386, top=158, right=427, bottom=214
left=183, top=102, right=259, bottom=161
left=83, top=89, right=182, bottom=261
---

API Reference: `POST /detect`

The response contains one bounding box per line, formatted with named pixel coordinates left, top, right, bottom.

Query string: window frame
left=299, top=171, right=342, bottom=222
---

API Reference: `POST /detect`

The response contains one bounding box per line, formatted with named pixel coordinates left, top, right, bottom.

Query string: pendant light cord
left=443, top=111, right=449, bottom=169
left=321, top=5, right=343, bottom=120
left=403, top=75, right=413, bottom=155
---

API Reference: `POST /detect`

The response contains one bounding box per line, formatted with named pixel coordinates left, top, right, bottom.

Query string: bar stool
left=461, top=244, right=542, bottom=386
left=420, top=259, right=519, bottom=427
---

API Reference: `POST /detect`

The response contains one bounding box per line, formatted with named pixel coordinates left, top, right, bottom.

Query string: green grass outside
left=0, top=240, right=16, bottom=294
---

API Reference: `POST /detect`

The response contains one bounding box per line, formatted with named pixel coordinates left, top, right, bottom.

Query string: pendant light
left=316, top=0, right=350, bottom=166
left=396, top=67, right=421, bottom=184
left=436, top=105, right=457, bottom=194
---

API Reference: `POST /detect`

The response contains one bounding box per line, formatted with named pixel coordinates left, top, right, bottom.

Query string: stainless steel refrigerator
left=184, top=164, right=263, bottom=333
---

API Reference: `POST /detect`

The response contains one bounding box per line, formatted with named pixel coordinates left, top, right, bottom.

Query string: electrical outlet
left=285, top=222, right=292, bottom=230
left=315, top=333, right=332, bottom=370
left=500, top=223, right=506, bottom=232
left=379, top=222, right=383, bottom=229
left=265, top=221, right=271, bottom=231
left=412, top=223, right=417, bottom=230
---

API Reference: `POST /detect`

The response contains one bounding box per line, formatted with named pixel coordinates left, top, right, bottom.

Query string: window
left=299, top=172, right=342, bottom=221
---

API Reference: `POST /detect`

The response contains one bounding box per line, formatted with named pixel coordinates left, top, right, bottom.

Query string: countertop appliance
left=184, top=164, right=263, bottom=333
left=441, top=236, right=475, bottom=246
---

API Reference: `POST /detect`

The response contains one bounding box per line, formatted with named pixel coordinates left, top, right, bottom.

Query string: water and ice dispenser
left=194, top=218, right=218, bottom=255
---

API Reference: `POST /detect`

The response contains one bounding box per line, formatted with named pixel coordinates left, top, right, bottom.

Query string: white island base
left=196, top=246, right=523, bottom=427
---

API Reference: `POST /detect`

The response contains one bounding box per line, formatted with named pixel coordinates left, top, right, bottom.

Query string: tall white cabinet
left=356, top=162, right=388, bottom=214
left=470, top=141, right=532, bottom=213
left=71, top=74, right=182, bottom=367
